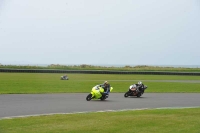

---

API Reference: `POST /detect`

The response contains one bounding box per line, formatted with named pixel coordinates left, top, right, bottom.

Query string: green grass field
left=0, top=108, right=200, bottom=133
left=0, top=73, right=200, bottom=94
left=1, top=73, right=200, bottom=132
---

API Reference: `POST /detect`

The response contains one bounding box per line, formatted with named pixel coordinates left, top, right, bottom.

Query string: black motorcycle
left=124, top=85, right=147, bottom=98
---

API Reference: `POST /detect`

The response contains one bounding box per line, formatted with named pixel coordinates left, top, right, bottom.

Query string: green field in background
left=0, top=73, right=200, bottom=94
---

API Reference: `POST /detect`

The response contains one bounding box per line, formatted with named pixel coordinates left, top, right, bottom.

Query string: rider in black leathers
left=136, top=81, right=145, bottom=94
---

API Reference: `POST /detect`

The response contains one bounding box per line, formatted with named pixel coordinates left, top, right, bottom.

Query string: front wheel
left=86, top=94, right=92, bottom=101
left=124, top=92, right=129, bottom=97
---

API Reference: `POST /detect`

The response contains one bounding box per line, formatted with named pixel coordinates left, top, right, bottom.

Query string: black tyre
left=137, top=93, right=141, bottom=97
left=100, top=97, right=104, bottom=101
left=100, top=96, right=105, bottom=101
left=124, top=92, right=129, bottom=97
left=86, top=94, right=92, bottom=101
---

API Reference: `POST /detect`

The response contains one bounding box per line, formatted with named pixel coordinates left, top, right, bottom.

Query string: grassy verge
left=0, top=108, right=200, bottom=133
left=0, top=73, right=200, bottom=94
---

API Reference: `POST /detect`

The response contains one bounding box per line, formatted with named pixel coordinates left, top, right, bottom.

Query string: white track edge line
left=1, top=106, right=200, bottom=120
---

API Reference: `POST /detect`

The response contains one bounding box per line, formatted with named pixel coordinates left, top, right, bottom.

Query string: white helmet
left=138, top=81, right=142, bottom=86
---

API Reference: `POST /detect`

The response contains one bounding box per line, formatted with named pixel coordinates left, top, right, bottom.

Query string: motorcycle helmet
left=138, top=81, right=142, bottom=86
left=104, top=81, right=109, bottom=85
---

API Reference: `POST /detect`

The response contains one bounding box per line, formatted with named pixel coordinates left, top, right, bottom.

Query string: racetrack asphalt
left=0, top=93, right=200, bottom=119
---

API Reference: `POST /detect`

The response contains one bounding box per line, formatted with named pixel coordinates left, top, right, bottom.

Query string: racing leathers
left=99, top=83, right=111, bottom=96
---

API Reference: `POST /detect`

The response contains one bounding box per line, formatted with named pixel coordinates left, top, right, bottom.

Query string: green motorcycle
left=86, top=85, right=113, bottom=101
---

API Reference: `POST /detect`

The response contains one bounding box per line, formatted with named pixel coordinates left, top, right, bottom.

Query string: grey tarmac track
left=0, top=93, right=200, bottom=119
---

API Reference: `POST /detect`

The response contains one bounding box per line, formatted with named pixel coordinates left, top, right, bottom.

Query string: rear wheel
left=100, top=97, right=105, bottom=101
left=100, top=94, right=106, bottom=101
left=137, top=93, right=141, bottom=97
left=86, top=94, right=92, bottom=101
left=124, top=92, right=129, bottom=97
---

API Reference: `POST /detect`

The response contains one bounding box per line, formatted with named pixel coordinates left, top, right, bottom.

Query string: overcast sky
left=0, top=0, right=200, bottom=66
